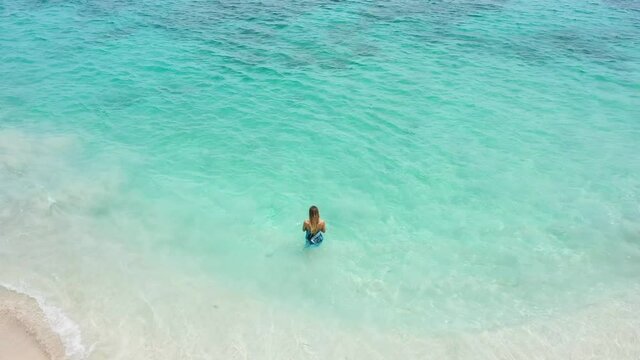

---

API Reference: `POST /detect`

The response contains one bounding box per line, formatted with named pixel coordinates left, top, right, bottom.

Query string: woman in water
left=303, top=205, right=326, bottom=245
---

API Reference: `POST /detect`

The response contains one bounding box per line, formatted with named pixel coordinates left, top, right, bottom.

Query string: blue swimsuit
left=305, top=230, right=324, bottom=246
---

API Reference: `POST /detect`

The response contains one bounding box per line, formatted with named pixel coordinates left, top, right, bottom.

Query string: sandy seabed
left=1, top=281, right=640, bottom=360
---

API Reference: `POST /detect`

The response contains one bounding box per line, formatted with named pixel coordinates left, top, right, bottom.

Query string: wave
left=0, top=283, right=89, bottom=360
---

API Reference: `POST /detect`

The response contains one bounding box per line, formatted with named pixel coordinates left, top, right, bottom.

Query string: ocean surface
left=1, top=0, right=639, bottom=358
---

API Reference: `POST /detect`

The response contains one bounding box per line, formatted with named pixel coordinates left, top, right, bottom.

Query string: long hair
left=308, top=205, right=320, bottom=233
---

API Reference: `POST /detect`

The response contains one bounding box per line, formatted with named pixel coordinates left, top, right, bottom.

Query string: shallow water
left=1, top=0, right=640, bottom=358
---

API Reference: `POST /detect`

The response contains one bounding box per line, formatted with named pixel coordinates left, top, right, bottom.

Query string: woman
left=303, top=205, right=326, bottom=246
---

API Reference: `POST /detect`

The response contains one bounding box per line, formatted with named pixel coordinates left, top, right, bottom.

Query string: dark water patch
left=603, top=0, right=640, bottom=12
left=76, top=0, right=136, bottom=16
left=543, top=29, right=636, bottom=66
left=356, top=0, right=507, bottom=26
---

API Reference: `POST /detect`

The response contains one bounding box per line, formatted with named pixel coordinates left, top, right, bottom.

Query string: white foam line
left=2, top=282, right=90, bottom=360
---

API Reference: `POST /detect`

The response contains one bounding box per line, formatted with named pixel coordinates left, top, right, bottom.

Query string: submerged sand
left=1, top=279, right=639, bottom=359
left=0, top=287, right=65, bottom=360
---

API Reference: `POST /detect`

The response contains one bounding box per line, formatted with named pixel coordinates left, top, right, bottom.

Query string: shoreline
left=1, top=281, right=639, bottom=359
left=0, top=286, right=65, bottom=360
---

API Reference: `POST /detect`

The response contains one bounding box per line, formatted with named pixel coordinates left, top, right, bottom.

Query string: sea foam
left=1, top=283, right=89, bottom=360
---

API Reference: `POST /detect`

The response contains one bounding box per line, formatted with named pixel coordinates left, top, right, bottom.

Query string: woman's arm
left=321, top=221, right=327, bottom=233
left=302, top=221, right=308, bottom=232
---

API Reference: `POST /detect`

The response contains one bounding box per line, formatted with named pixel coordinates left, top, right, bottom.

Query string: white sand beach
left=0, top=287, right=64, bottom=360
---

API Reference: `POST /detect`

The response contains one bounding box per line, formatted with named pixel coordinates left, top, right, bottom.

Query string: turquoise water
left=1, top=0, right=640, bottom=357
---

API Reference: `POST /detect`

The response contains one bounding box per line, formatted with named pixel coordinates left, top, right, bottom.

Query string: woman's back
left=303, top=205, right=326, bottom=245
left=303, top=219, right=326, bottom=234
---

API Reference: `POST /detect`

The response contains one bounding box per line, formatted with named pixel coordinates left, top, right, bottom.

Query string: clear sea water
left=1, top=0, right=639, bottom=358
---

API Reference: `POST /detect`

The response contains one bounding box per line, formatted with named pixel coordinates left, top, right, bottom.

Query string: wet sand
left=0, top=287, right=64, bottom=360
left=0, top=314, right=49, bottom=360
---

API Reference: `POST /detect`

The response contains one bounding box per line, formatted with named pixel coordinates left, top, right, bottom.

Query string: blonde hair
left=308, top=206, right=320, bottom=233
